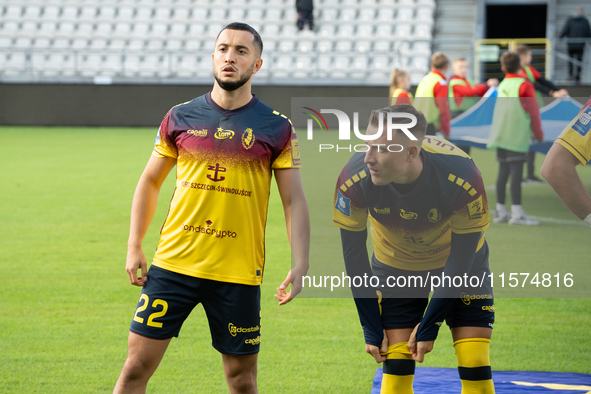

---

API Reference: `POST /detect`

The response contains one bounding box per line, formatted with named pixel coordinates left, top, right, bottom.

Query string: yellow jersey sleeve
left=272, top=122, right=302, bottom=169
left=332, top=162, right=370, bottom=231
left=152, top=110, right=178, bottom=159
left=449, top=173, right=490, bottom=234
left=555, top=99, right=591, bottom=165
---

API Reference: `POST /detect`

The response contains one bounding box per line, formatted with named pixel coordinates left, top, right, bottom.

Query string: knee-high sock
left=380, top=342, right=415, bottom=394
left=454, top=338, right=495, bottom=394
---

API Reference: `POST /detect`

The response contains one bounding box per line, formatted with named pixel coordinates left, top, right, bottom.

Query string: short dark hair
left=500, top=52, right=521, bottom=73
left=369, top=104, right=427, bottom=141
left=217, top=22, right=263, bottom=57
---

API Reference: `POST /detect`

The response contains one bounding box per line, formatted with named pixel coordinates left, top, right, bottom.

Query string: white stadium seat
left=0, top=0, right=434, bottom=84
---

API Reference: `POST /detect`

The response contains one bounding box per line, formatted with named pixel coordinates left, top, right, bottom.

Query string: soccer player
left=113, top=22, right=310, bottom=394
left=541, top=96, right=591, bottom=226
left=333, top=104, right=494, bottom=394
left=414, top=52, right=451, bottom=138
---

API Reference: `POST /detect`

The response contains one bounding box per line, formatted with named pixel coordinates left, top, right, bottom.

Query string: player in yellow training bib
left=113, top=23, right=310, bottom=394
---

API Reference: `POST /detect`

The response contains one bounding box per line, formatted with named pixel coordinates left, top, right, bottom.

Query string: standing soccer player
left=333, top=105, right=494, bottom=394
left=113, top=23, right=310, bottom=394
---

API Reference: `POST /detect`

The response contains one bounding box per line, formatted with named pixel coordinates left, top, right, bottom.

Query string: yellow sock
left=380, top=342, right=414, bottom=394
left=454, top=338, right=495, bottom=394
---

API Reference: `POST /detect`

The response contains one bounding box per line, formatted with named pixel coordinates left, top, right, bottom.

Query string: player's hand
left=274, top=268, right=304, bottom=306
left=365, top=330, right=388, bottom=363
left=486, top=78, right=499, bottom=87
left=126, top=246, right=148, bottom=287
left=551, top=89, right=568, bottom=98
left=407, top=323, right=434, bottom=363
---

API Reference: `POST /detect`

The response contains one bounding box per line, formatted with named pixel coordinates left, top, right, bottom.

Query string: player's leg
left=202, top=279, right=261, bottom=394
left=382, top=327, right=415, bottom=394
left=113, top=333, right=171, bottom=394
left=451, top=327, right=494, bottom=394
left=222, top=353, right=259, bottom=394
left=446, top=242, right=495, bottom=394
left=114, top=265, right=200, bottom=393
left=374, top=259, right=435, bottom=394
left=494, top=150, right=510, bottom=222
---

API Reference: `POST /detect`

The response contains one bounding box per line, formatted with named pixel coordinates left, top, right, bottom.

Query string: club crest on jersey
left=400, top=209, right=418, bottom=220
left=428, top=208, right=441, bottom=223
left=335, top=190, right=351, bottom=217
left=242, top=128, right=255, bottom=149
left=468, top=196, right=485, bottom=219
left=215, top=127, right=235, bottom=139
left=572, top=107, right=591, bottom=137
left=187, top=129, right=208, bottom=137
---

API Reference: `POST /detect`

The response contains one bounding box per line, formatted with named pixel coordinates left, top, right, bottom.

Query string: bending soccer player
left=113, top=23, right=309, bottom=394
left=333, top=104, right=495, bottom=394
left=541, top=95, right=591, bottom=226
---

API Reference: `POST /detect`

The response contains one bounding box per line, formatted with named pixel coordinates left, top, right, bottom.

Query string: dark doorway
left=486, top=4, right=547, bottom=38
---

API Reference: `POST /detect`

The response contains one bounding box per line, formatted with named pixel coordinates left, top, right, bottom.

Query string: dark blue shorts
left=129, top=265, right=261, bottom=355
left=372, top=245, right=494, bottom=330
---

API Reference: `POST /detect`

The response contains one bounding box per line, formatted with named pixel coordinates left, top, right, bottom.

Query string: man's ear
left=408, top=144, right=419, bottom=162
left=252, top=58, right=263, bottom=74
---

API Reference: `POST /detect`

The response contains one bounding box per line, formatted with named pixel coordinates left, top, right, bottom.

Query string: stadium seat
left=374, top=39, right=393, bottom=53
left=134, top=7, right=153, bottom=22
left=354, top=39, right=372, bottom=53
left=42, top=4, right=61, bottom=21
left=375, top=25, right=393, bottom=38
left=319, top=7, right=339, bottom=23
left=332, top=55, right=349, bottom=79
left=3, top=4, right=23, bottom=21
left=397, top=6, right=415, bottom=22
left=340, top=7, right=357, bottom=22
left=414, top=22, right=432, bottom=39
left=394, top=22, right=412, bottom=38
left=78, top=5, right=98, bottom=22
left=377, top=7, right=395, bottom=22
left=294, top=55, right=313, bottom=78
left=116, top=5, right=134, bottom=21
left=317, top=38, right=334, bottom=53
left=359, top=8, right=377, bottom=22
left=335, top=38, right=353, bottom=52
left=350, top=55, right=369, bottom=79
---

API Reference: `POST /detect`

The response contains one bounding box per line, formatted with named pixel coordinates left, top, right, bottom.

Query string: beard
left=214, top=65, right=254, bottom=92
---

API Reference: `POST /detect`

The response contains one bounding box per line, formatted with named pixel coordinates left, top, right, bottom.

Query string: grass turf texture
left=1, top=126, right=590, bottom=393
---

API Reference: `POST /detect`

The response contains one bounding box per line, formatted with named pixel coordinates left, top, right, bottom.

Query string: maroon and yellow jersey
left=333, top=137, right=489, bottom=271
left=152, top=92, right=300, bottom=285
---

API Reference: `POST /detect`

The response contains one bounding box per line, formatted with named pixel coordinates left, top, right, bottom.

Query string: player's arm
left=126, top=155, right=177, bottom=286
left=408, top=231, right=482, bottom=362
left=274, top=168, right=310, bottom=305
left=519, top=82, right=544, bottom=142
left=541, top=143, right=591, bottom=223
left=340, top=228, right=387, bottom=362
left=434, top=81, right=451, bottom=137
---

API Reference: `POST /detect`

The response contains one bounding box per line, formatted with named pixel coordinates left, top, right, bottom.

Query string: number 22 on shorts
left=133, top=294, right=168, bottom=328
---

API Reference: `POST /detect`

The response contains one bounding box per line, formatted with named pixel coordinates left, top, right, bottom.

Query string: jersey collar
left=205, top=91, right=259, bottom=115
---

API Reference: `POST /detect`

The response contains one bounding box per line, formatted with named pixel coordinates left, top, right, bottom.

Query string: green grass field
left=1, top=126, right=590, bottom=393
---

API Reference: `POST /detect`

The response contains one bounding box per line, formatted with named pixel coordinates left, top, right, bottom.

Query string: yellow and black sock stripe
left=380, top=342, right=415, bottom=394
left=454, top=338, right=495, bottom=394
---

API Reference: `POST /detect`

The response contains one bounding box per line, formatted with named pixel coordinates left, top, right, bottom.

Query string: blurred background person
left=560, top=7, right=591, bottom=83
left=389, top=68, right=413, bottom=105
